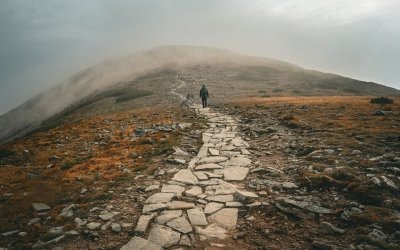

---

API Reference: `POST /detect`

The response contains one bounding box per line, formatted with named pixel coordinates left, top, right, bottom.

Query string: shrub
left=370, top=97, right=394, bottom=105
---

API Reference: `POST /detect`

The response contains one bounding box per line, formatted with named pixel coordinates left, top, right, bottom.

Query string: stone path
left=120, top=105, right=260, bottom=249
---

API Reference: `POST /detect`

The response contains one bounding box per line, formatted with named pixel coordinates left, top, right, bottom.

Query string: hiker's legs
left=202, top=97, right=207, bottom=108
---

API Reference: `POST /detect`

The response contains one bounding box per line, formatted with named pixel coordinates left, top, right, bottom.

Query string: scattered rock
left=167, top=158, right=186, bottom=165
left=99, top=211, right=118, bottom=221
left=280, top=198, right=335, bottom=214
left=368, top=229, right=387, bottom=244
left=87, top=222, right=101, bottom=230
left=173, top=146, right=189, bottom=156
left=32, top=203, right=51, bottom=213
left=28, top=218, right=41, bottom=226
left=234, top=190, right=259, bottom=204
left=312, top=239, right=336, bottom=250
left=2, top=230, right=19, bottom=237
left=59, top=204, right=76, bottom=218
left=321, top=222, right=345, bottom=234
left=210, top=243, right=226, bottom=247
left=380, top=176, right=399, bottom=191
left=18, top=232, right=28, bottom=237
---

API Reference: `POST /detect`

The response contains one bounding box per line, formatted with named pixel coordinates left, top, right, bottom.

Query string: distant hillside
left=0, top=45, right=399, bottom=143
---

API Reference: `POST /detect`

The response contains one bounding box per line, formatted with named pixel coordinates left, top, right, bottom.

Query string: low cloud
left=0, top=0, right=399, bottom=114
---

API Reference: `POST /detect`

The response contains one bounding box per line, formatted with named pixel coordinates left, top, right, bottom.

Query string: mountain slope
left=0, top=45, right=399, bottom=143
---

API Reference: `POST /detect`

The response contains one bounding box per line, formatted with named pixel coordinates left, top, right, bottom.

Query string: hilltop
left=1, top=45, right=399, bottom=143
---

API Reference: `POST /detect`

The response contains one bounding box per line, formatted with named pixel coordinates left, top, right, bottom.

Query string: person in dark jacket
left=199, top=84, right=209, bottom=108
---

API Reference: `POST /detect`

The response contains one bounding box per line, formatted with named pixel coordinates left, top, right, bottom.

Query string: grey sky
left=1, top=0, right=399, bottom=115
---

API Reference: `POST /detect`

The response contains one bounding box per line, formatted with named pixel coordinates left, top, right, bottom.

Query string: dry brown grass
left=0, top=106, right=186, bottom=238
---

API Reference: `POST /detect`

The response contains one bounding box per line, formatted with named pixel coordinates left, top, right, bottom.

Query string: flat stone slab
left=148, top=224, right=181, bottom=248
left=221, top=157, right=251, bottom=168
left=208, top=208, right=238, bottom=230
left=241, top=149, right=251, bottom=155
left=142, top=203, right=168, bottom=214
left=167, top=201, right=195, bottom=210
left=195, top=163, right=223, bottom=170
left=134, top=213, right=156, bottom=236
left=193, top=171, right=208, bottom=181
left=204, top=172, right=223, bottom=178
left=223, top=167, right=249, bottom=181
left=212, top=134, right=228, bottom=139
left=219, top=145, right=236, bottom=151
left=32, top=203, right=51, bottom=212
left=220, top=151, right=241, bottom=156
left=166, top=216, right=192, bottom=233
left=120, top=236, right=162, bottom=250
left=172, top=169, right=198, bottom=185
left=210, top=182, right=238, bottom=195
left=184, top=186, right=202, bottom=197
left=161, top=184, right=185, bottom=197
left=179, top=235, right=192, bottom=247
left=208, top=148, right=220, bottom=156
left=225, top=201, right=243, bottom=208
left=206, top=195, right=234, bottom=203
left=204, top=202, right=224, bottom=214
left=145, top=193, right=175, bottom=204
left=187, top=207, right=208, bottom=226
left=231, top=138, right=249, bottom=147
left=145, top=185, right=160, bottom=192
left=199, top=179, right=224, bottom=186
left=234, top=190, right=259, bottom=204
left=197, top=145, right=209, bottom=158
left=196, top=224, right=228, bottom=240
left=155, top=210, right=182, bottom=224
left=197, top=156, right=228, bottom=164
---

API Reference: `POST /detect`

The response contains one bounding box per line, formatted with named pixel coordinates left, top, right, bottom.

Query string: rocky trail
left=120, top=104, right=261, bottom=249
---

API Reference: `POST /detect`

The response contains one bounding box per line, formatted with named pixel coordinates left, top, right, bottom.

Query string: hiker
left=199, top=84, right=209, bottom=108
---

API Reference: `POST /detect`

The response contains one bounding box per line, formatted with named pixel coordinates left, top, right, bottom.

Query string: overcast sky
left=1, top=0, right=399, bottom=114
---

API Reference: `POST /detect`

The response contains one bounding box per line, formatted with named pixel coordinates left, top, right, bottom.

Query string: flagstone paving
left=120, top=105, right=260, bottom=249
